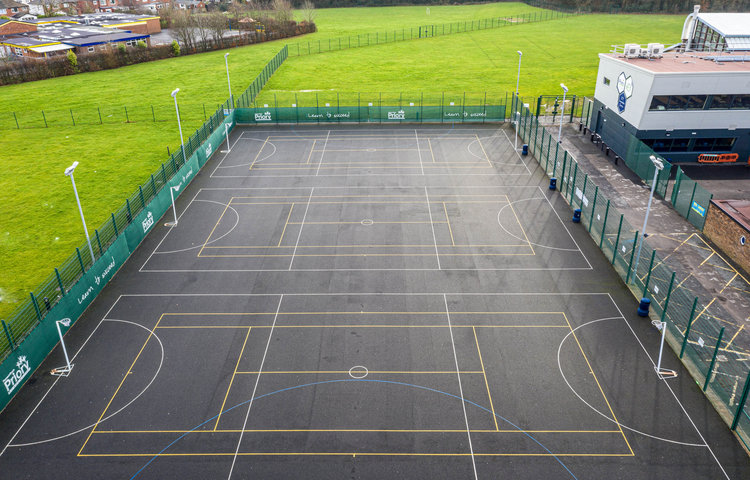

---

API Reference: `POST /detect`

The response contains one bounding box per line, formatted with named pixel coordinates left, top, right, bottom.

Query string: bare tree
left=271, top=0, right=293, bottom=24
left=171, top=10, right=196, bottom=51
left=207, top=11, right=228, bottom=46
left=300, top=0, right=315, bottom=24
left=194, top=13, right=213, bottom=47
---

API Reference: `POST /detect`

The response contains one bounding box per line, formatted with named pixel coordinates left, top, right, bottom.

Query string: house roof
left=0, top=0, right=26, bottom=8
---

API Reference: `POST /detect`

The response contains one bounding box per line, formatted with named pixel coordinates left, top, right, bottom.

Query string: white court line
left=289, top=188, right=314, bottom=270
left=499, top=127, right=532, bottom=175
left=118, top=292, right=618, bottom=297
left=537, top=186, right=593, bottom=270
left=606, top=294, right=730, bottom=479
left=209, top=132, right=250, bottom=177
left=415, top=129, right=425, bottom=176
left=140, top=267, right=594, bottom=273
left=315, top=130, right=330, bottom=176
left=227, top=295, right=283, bottom=480
left=139, top=189, right=202, bottom=272
left=197, top=185, right=542, bottom=191
left=444, top=294, right=479, bottom=480
left=425, top=187, right=441, bottom=270
left=0, top=296, right=123, bottom=458
left=210, top=173, right=526, bottom=179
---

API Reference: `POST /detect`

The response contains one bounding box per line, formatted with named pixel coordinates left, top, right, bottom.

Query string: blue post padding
left=637, top=298, right=651, bottom=317
left=572, top=208, right=581, bottom=223
left=549, top=178, right=557, bottom=190
left=522, top=144, right=528, bottom=156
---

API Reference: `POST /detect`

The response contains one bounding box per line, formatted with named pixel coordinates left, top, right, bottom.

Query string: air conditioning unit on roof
left=648, top=43, right=664, bottom=58
left=624, top=43, right=640, bottom=58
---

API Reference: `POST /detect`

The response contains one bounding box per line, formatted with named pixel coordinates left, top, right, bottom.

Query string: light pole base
left=165, top=222, right=178, bottom=227
left=51, top=365, right=74, bottom=377
left=654, top=367, right=678, bottom=379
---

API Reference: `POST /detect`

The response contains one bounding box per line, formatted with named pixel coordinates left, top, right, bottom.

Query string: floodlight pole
left=224, top=53, right=233, bottom=109
left=515, top=50, right=522, bottom=115
left=631, top=155, right=664, bottom=284
left=514, top=111, right=520, bottom=151
left=656, top=319, right=668, bottom=373
left=557, top=83, right=568, bottom=144
left=64, top=162, right=95, bottom=265
left=171, top=88, right=187, bottom=166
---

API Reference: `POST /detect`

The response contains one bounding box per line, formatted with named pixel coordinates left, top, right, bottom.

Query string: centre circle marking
left=361, top=219, right=374, bottom=226
left=348, top=366, right=369, bottom=379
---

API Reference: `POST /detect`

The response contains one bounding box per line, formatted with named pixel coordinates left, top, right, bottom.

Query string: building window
left=649, top=96, right=669, bottom=111
left=603, top=77, right=610, bottom=86
left=643, top=137, right=736, bottom=153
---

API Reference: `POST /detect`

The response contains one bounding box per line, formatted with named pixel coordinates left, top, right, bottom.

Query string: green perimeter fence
left=0, top=46, right=289, bottom=412
left=516, top=100, right=750, bottom=452
left=581, top=97, right=714, bottom=230
left=287, top=9, right=579, bottom=57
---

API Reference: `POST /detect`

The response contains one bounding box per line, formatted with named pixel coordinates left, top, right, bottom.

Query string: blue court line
left=130, top=379, right=578, bottom=479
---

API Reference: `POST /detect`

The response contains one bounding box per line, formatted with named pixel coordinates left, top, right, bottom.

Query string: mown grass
left=0, top=5, right=684, bottom=318
left=260, top=13, right=684, bottom=104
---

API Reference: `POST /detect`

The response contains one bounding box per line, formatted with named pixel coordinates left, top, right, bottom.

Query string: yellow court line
left=197, top=200, right=231, bottom=258
left=231, top=194, right=511, bottom=199
left=648, top=232, right=695, bottom=271
left=229, top=200, right=510, bottom=205
left=692, top=297, right=717, bottom=325
left=724, top=325, right=744, bottom=350
left=698, top=251, right=715, bottom=267
left=563, top=313, right=634, bottom=456
left=692, top=235, right=750, bottom=286
left=234, top=370, right=485, bottom=375
left=155, top=325, right=571, bottom=329
left=473, top=326, right=498, bottom=431
left=277, top=203, right=294, bottom=247
left=703, top=262, right=739, bottom=273
left=474, top=134, right=493, bottom=167
left=504, top=200, right=535, bottom=256
left=248, top=136, right=269, bottom=170
left=214, top=327, right=252, bottom=430
left=78, top=452, right=634, bottom=458
left=720, top=272, right=739, bottom=294
left=94, top=428, right=623, bottom=434
left=306, top=139, right=316, bottom=164
left=286, top=221, right=448, bottom=225
left=429, top=138, right=436, bottom=163
left=200, top=253, right=535, bottom=258
left=202, top=244, right=530, bottom=248
left=674, top=272, right=694, bottom=290
left=78, top=314, right=164, bottom=457
left=443, top=203, right=455, bottom=246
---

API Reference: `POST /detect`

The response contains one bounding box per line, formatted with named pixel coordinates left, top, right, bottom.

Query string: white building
left=590, top=8, right=750, bottom=164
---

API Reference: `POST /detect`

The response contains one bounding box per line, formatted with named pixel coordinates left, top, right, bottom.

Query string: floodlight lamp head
left=64, top=161, right=79, bottom=176
left=650, top=155, right=665, bottom=170
left=225, top=52, right=229, bottom=58
left=171, top=88, right=179, bottom=98
left=560, top=83, right=568, bottom=93
left=517, top=50, right=522, bottom=56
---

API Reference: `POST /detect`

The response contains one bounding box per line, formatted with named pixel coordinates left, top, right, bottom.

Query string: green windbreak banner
left=236, top=105, right=506, bottom=124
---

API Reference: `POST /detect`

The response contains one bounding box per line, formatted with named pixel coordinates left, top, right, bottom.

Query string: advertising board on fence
left=235, top=105, right=505, bottom=124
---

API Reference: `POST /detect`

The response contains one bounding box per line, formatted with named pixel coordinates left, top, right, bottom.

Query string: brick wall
left=703, top=200, right=750, bottom=276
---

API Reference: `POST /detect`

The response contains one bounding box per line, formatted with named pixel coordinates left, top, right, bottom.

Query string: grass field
left=0, top=4, right=685, bottom=319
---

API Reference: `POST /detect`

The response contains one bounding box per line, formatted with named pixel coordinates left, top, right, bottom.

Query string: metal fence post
left=703, top=327, right=724, bottom=391
left=579, top=174, right=588, bottom=209
left=611, top=214, right=624, bottom=264
left=126, top=199, right=132, bottom=223
left=642, top=250, right=656, bottom=297
left=731, top=370, right=750, bottom=430
left=599, top=199, right=610, bottom=248
left=671, top=167, right=682, bottom=205
left=111, top=213, right=119, bottom=237
left=625, top=231, right=639, bottom=283
left=30, top=292, right=43, bottom=322
left=588, top=186, right=598, bottom=232
left=686, top=181, right=698, bottom=222
left=680, top=297, right=700, bottom=358
left=76, top=247, right=85, bottom=274
left=55, top=268, right=65, bottom=296
left=95, top=229, right=103, bottom=256
left=661, top=272, right=676, bottom=321
left=2, top=320, right=15, bottom=349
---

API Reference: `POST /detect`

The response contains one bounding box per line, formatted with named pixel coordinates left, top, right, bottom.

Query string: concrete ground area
left=560, top=124, right=750, bottom=365
left=1, top=125, right=749, bottom=479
